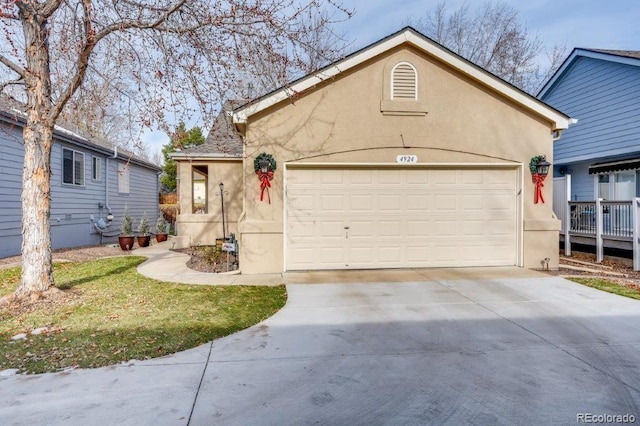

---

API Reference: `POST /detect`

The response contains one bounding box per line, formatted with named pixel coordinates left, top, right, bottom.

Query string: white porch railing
left=560, top=197, right=640, bottom=270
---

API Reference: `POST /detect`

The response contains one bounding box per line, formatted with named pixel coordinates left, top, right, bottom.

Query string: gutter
left=170, top=152, right=242, bottom=160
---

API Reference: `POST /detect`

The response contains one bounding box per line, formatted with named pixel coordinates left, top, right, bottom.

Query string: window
left=192, top=165, right=208, bottom=214
left=118, top=163, right=130, bottom=194
left=598, top=174, right=610, bottom=200
left=92, top=157, right=102, bottom=181
left=391, top=62, right=418, bottom=100
left=615, top=171, right=635, bottom=200
left=62, top=148, right=85, bottom=186
left=597, top=171, right=636, bottom=200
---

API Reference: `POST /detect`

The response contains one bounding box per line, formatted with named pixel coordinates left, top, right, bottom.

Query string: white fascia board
left=234, top=29, right=570, bottom=130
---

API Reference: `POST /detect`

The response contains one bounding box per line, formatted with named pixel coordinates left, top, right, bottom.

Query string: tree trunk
left=14, top=8, right=56, bottom=296
left=16, top=122, right=54, bottom=296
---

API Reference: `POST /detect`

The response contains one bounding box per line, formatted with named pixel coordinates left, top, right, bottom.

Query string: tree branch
left=0, top=54, right=26, bottom=78
left=49, top=0, right=93, bottom=120
left=39, top=0, right=65, bottom=18
left=94, top=0, right=187, bottom=42
left=0, top=77, right=25, bottom=92
left=51, top=0, right=187, bottom=121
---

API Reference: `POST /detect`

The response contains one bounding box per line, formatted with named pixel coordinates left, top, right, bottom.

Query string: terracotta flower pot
left=137, top=235, right=151, bottom=248
left=156, top=233, right=168, bottom=243
left=118, top=236, right=135, bottom=251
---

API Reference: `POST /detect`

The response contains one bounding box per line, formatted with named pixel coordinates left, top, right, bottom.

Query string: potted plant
left=156, top=215, right=169, bottom=242
left=137, top=212, right=151, bottom=247
left=118, top=207, right=135, bottom=251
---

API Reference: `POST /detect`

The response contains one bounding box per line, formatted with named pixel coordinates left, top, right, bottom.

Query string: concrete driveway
left=2, top=268, right=639, bottom=425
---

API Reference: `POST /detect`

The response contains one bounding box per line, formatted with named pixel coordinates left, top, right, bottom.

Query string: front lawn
left=0, top=257, right=286, bottom=374
left=569, top=277, right=640, bottom=300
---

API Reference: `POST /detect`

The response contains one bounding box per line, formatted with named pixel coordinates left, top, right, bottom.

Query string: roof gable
left=538, top=48, right=640, bottom=98
left=234, top=27, right=570, bottom=130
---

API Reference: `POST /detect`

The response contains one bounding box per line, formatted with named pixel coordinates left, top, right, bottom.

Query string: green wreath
left=254, top=152, right=277, bottom=174
left=529, top=155, right=546, bottom=174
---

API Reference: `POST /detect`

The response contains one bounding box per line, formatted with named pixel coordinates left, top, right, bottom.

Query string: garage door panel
left=434, top=170, right=457, bottom=184
left=350, top=194, right=373, bottom=210
left=434, top=195, right=457, bottom=210
left=377, top=247, right=402, bottom=262
left=379, top=172, right=402, bottom=184
left=321, top=195, right=344, bottom=211
left=434, top=220, right=457, bottom=236
left=407, top=195, right=429, bottom=210
left=289, top=221, right=316, bottom=238
left=378, top=194, right=402, bottom=211
left=286, top=167, right=517, bottom=270
left=379, top=221, right=401, bottom=236
left=320, top=222, right=344, bottom=238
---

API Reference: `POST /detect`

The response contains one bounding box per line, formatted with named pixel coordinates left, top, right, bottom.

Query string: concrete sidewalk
left=134, top=240, right=283, bottom=286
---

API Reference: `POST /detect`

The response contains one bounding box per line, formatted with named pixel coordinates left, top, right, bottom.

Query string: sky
left=143, top=0, right=640, bottom=158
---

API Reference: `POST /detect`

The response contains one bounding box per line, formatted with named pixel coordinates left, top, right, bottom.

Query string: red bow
left=533, top=173, right=545, bottom=204
left=258, top=170, right=274, bottom=204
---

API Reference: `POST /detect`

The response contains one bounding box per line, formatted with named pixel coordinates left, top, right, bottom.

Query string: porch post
left=596, top=198, right=603, bottom=263
left=634, top=198, right=640, bottom=271
left=565, top=175, right=571, bottom=256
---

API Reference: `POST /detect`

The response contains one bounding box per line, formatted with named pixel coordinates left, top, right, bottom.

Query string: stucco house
left=172, top=27, right=571, bottom=274
left=538, top=48, right=640, bottom=201
left=0, top=97, right=162, bottom=259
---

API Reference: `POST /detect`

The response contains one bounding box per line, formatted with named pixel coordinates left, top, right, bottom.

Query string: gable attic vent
left=391, top=62, right=418, bottom=100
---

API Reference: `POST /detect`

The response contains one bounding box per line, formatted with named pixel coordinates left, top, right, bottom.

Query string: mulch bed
left=173, top=247, right=238, bottom=274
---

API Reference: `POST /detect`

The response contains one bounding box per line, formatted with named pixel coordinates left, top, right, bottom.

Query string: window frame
left=92, top=156, right=102, bottom=181
left=192, top=165, right=208, bottom=214
left=118, top=163, right=130, bottom=194
left=62, top=147, right=85, bottom=187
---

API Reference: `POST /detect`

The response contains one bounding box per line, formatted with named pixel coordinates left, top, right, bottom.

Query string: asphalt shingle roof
left=181, top=100, right=243, bottom=156
left=585, top=49, right=640, bottom=60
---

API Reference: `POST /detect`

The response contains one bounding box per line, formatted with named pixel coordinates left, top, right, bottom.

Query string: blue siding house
left=0, top=100, right=162, bottom=259
left=538, top=48, right=640, bottom=201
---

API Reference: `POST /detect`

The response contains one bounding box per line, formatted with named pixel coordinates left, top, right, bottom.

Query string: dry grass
left=0, top=257, right=286, bottom=374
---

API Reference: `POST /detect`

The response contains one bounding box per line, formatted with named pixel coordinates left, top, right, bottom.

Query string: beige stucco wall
left=175, top=159, right=243, bottom=246
left=238, top=44, right=560, bottom=274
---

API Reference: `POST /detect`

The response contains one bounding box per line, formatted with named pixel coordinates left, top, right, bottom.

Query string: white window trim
left=390, top=61, right=418, bottom=101
left=62, top=148, right=85, bottom=187
left=92, top=156, right=102, bottom=181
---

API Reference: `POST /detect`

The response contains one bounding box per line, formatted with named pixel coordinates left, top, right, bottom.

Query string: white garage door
left=286, top=167, right=518, bottom=270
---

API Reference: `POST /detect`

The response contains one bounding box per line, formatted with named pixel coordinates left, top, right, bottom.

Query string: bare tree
left=408, top=1, right=566, bottom=94
left=0, top=0, right=352, bottom=299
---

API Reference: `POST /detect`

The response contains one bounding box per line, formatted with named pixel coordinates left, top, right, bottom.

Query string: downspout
left=233, top=114, right=247, bottom=273
left=156, top=170, right=161, bottom=225
left=106, top=145, right=118, bottom=214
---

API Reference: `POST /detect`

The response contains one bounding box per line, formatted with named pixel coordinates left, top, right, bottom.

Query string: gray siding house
left=0, top=103, right=162, bottom=259
left=538, top=48, right=640, bottom=201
